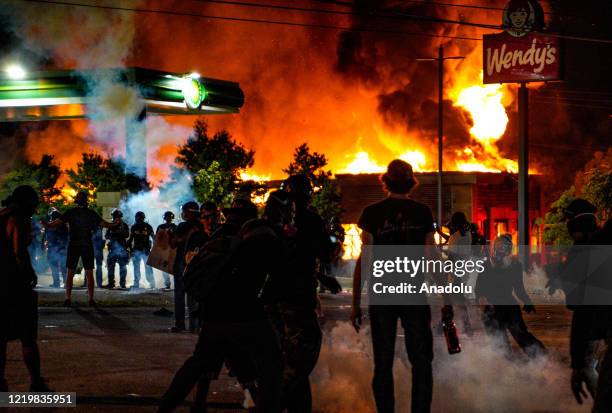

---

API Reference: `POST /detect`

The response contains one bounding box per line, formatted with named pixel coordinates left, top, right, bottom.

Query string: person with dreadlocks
left=476, top=234, right=546, bottom=359
left=43, top=191, right=118, bottom=307
left=0, top=186, right=51, bottom=392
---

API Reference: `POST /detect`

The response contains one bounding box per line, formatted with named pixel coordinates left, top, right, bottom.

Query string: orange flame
left=342, top=223, right=362, bottom=260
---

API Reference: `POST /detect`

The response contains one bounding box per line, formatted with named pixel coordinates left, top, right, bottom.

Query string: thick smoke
left=314, top=318, right=590, bottom=413
left=3, top=0, right=151, bottom=176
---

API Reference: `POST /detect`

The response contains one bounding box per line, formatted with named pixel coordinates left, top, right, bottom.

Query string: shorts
left=66, top=244, right=95, bottom=270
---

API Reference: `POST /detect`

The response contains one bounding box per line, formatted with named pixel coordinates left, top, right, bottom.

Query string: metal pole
left=437, top=45, right=444, bottom=227
left=518, top=83, right=529, bottom=263
left=126, top=108, right=147, bottom=179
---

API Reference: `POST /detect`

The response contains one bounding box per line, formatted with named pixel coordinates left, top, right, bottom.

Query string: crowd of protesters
left=0, top=157, right=611, bottom=413
left=38, top=196, right=169, bottom=301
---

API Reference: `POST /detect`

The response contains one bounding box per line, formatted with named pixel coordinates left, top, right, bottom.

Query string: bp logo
left=503, top=0, right=544, bottom=38
left=182, top=76, right=205, bottom=109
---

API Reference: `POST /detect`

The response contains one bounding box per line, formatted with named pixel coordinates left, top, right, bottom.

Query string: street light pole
left=416, top=46, right=464, bottom=227
left=437, top=45, right=444, bottom=229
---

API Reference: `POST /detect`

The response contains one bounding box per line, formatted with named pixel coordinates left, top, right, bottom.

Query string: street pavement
left=3, top=288, right=593, bottom=413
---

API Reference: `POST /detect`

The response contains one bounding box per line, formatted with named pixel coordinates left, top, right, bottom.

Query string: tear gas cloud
left=313, top=319, right=589, bottom=413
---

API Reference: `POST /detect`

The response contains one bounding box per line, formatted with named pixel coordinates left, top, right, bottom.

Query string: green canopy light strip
left=0, top=67, right=244, bottom=120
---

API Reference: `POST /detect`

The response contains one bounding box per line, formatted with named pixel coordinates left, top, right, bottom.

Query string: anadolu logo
left=503, top=0, right=544, bottom=38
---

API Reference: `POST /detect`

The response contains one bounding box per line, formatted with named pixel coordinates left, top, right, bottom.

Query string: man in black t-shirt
left=351, top=160, right=434, bottom=413
left=42, top=191, right=117, bottom=307
left=128, top=211, right=155, bottom=289
left=156, top=211, right=176, bottom=289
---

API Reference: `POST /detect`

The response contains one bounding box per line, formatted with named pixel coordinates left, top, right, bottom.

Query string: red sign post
left=482, top=0, right=562, bottom=262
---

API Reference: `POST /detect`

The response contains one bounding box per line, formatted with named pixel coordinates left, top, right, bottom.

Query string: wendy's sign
left=483, top=32, right=561, bottom=84
left=483, top=0, right=561, bottom=84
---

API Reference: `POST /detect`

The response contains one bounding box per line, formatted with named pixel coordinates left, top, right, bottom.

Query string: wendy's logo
left=503, top=0, right=544, bottom=38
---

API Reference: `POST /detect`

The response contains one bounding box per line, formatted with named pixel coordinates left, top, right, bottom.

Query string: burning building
left=337, top=171, right=545, bottom=259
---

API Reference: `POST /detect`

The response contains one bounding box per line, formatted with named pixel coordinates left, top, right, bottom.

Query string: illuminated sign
left=483, top=32, right=560, bottom=84
left=182, top=76, right=205, bottom=109
left=483, top=0, right=560, bottom=84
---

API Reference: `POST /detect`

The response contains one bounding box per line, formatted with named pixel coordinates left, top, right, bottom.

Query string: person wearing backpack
left=158, top=202, right=284, bottom=413
left=271, top=175, right=334, bottom=413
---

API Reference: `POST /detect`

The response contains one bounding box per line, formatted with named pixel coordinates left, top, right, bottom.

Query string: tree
left=193, top=161, right=235, bottom=206
left=66, top=153, right=147, bottom=201
left=543, top=188, right=575, bottom=246
left=284, top=143, right=343, bottom=227
left=178, top=119, right=255, bottom=206
left=176, top=119, right=254, bottom=177
left=0, top=154, right=61, bottom=213
left=544, top=149, right=612, bottom=244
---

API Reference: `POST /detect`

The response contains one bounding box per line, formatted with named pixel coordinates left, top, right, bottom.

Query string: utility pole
left=518, top=83, right=529, bottom=265
left=417, top=46, right=464, bottom=227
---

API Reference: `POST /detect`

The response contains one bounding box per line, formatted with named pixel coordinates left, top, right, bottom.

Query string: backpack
left=182, top=219, right=279, bottom=303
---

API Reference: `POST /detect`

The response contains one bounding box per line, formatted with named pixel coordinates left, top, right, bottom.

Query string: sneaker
left=63, top=299, right=72, bottom=307
left=88, top=299, right=97, bottom=307
left=30, top=377, right=52, bottom=392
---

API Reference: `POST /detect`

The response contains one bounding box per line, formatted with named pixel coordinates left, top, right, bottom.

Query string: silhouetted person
left=188, top=200, right=276, bottom=413
left=554, top=199, right=612, bottom=412
left=156, top=211, right=176, bottom=289
left=106, top=209, right=130, bottom=289
left=445, top=211, right=474, bottom=335
left=272, top=174, right=333, bottom=413
left=44, top=207, right=68, bottom=288
left=92, top=225, right=105, bottom=288
left=476, top=234, right=546, bottom=359
left=0, top=186, right=50, bottom=392
left=129, top=211, right=155, bottom=289
left=586, top=219, right=612, bottom=413
left=351, top=160, right=434, bottom=413
left=169, top=202, right=204, bottom=332
left=43, top=191, right=116, bottom=306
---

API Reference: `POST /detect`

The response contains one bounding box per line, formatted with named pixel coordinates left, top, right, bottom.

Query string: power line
left=531, top=143, right=611, bottom=153
left=530, top=98, right=612, bottom=111
left=313, top=0, right=561, bottom=16
left=533, top=89, right=612, bottom=96
left=23, top=0, right=612, bottom=45
left=313, top=0, right=612, bottom=44
left=193, top=0, right=501, bottom=31
left=22, top=0, right=481, bottom=42
left=530, top=95, right=612, bottom=104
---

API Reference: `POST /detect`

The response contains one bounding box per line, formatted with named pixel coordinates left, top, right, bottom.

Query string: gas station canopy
left=0, top=67, right=245, bottom=121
